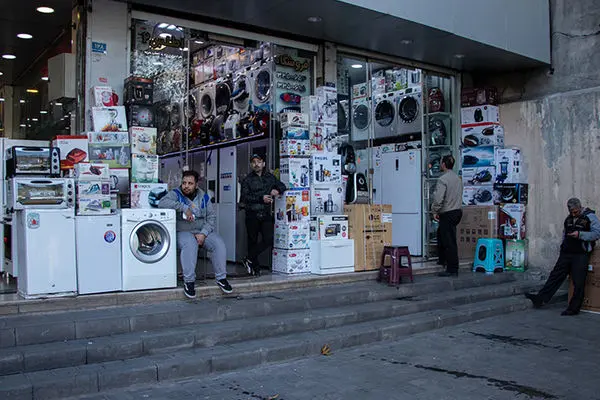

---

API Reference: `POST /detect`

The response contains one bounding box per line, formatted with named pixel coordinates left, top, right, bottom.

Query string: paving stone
left=16, top=321, right=75, bottom=346
left=0, top=348, right=24, bottom=374
left=86, top=335, right=143, bottom=363
left=97, top=358, right=157, bottom=391
left=75, top=316, right=131, bottom=339
left=142, top=329, right=196, bottom=354
left=23, top=341, right=86, bottom=372
left=129, top=311, right=181, bottom=332
left=30, top=365, right=99, bottom=400
left=156, top=352, right=211, bottom=381
left=0, top=328, right=15, bottom=347
left=0, top=373, right=32, bottom=400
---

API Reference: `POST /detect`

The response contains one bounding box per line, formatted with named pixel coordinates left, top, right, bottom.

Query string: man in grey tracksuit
left=159, top=170, right=232, bottom=298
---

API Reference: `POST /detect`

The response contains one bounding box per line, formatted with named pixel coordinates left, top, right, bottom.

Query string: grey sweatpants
left=177, top=231, right=227, bottom=282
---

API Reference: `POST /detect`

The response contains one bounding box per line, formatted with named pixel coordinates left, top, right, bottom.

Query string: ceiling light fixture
left=36, top=6, right=54, bottom=14
left=351, top=64, right=363, bottom=69
left=32, top=118, right=38, bottom=122
left=19, top=99, right=25, bottom=103
left=2, top=54, right=16, bottom=60
left=20, top=124, right=26, bottom=127
left=0, top=98, right=4, bottom=102
left=307, top=16, right=322, bottom=23
left=194, top=40, right=204, bottom=44
left=17, top=33, right=33, bottom=39
left=41, top=76, right=49, bottom=81
left=453, top=54, right=465, bottom=59
left=26, top=89, right=39, bottom=94
left=40, top=110, right=48, bottom=114
left=0, top=71, right=3, bottom=76
left=54, top=102, right=62, bottom=106
left=182, top=47, right=189, bottom=51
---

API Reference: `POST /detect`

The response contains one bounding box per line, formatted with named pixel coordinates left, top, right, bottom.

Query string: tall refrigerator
left=381, top=149, right=422, bottom=256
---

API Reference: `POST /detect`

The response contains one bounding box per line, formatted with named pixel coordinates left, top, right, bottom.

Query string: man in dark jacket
left=525, top=198, right=600, bottom=315
left=240, top=152, right=286, bottom=276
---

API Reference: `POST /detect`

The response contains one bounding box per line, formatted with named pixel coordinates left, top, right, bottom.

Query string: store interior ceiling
left=0, top=0, right=72, bottom=86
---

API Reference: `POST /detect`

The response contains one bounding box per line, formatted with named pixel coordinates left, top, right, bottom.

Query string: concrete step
left=0, top=273, right=517, bottom=348
left=0, top=294, right=540, bottom=400
left=0, top=279, right=538, bottom=376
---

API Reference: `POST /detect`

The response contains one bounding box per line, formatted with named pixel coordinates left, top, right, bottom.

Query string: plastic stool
left=473, top=238, right=504, bottom=274
left=378, top=246, right=414, bottom=285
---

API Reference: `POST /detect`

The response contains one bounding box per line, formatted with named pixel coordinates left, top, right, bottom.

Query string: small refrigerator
left=16, top=208, right=77, bottom=298
left=381, top=149, right=422, bottom=256
left=76, top=214, right=122, bottom=294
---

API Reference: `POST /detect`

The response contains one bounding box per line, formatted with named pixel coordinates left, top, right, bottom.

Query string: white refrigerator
left=16, top=208, right=77, bottom=298
left=218, top=146, right=237, bottom=262
left=381, top=149, right=422, bottom=256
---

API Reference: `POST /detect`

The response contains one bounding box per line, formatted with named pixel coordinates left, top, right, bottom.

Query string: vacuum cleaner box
left=274, top=189, right=311, bottom=224
left=461, top=124, right=504, bottom=147
left=130, top=183, right=168, bottom=209
left=463, top=185, right=494, bottom=206
left=461, top=146, right=496, bottom=168
left=460, top=105, right=500, bottom=126
left=316, top=215, right=349, bottom=241
left=495, top=148, right=526, bottom=184
left=310, top=153, right=342, bottom=184
left=310, top=184, right=344, bottom=216
left=280, top=112, right=309, bottom=129
left=493, top=183, right=528, bottom=205
left=280, top=157, right=310, bottom=189
left=462, top=167, right=496, bottom=186
left=274, top=221, right=310, bottom=250
left=272, top=248, right=311, bottom=275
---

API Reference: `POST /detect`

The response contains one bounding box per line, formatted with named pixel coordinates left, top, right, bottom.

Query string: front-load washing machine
left=250, top=62, right=272, bottom=112
left=214, top=80, right=232, bottom=116
left=232, top=68, right=253, bottom=117
left=396, top=88, right=422, bottom=135
left=198, top=83, right=216, bottom=119
left=374, top=91, right=398, bottom=139
left=121, top=208, right=176, bottom=291
left=351, top=97, right=371, bottom=142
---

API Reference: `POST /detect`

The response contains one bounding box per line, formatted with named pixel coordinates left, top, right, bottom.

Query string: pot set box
left=460, top=105, right=500, bottom=126
left=272, top=248, right=311, bottom=275
left=316, top=86, right=338, bottom=125
left=124, top=76, right=153, bottom=105
left=280, top=139, right=310, bottom=156
left=300, top=96, right=319, bottom=123
left=282, top=127, right=309, bottom=140
left=77, top=181, right=112, bottom=216
left=314, top=215, right=349, bottom=241
left=310, top=153, right=342, bottom=184
left=280, top=157, right=310, bottom=189
left=91, top=106, right=128, bottom=132
left=280, top=112, right=309, bottom=129
left=274, top=189, right=311, bottom=224
left=462, top=167, right=496, bottom=186
left=310, top=123, right=338, bottom=153
left=109, top=168, right=130, bottom=193
left=461, top=146, right=496, bottom=168
left=74, top=163, right=110, bottom=180
left=498, top=203, right=526, bottom=240
left=274, top=221, right=310, bottom=250
left=91, top=86, right=118, bottom=107
left=131, top=154, right=159, bottom=183
left=495, top=148, right=526, bottom=184
left=310, top=184, right=344, bottom=216
left=127, top=104, right=155, bottom=128
left=130, top=183, right=168, bottom=209
left=461, top=125, right=504, bottom=147
left=130, top=126, right=157, bottom=155
left=493, top=183, right=528, bottom=205
left=52, top=135, right=89, bottom=170
left=463, top=185, right=494, bottom=206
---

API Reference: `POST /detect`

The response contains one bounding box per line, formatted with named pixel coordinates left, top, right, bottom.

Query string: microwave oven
left=8, top=178, right=75, bottom=211
left=6, top=146, right=61, bottom=177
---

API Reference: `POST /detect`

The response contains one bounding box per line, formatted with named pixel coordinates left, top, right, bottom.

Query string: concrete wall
left=472, top=0, right=600, bottom=269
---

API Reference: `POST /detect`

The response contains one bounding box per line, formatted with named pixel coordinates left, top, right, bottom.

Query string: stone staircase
left=0, top=272, right=553, bottom=400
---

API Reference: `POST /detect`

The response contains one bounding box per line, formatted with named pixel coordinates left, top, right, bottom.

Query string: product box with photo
left=52, top=135, right=89, bottom=169
left=131, top=154, right=159, bottom=183
left=310, top=153, right=342, bottom=184
left=311, top=184, right=344, bottom=216
left=91, top=106, right=128, bottom=132
left=274, top=221, right=310, bottom=250
left=461, top=125, right=504, bottom=147
left=280, top=112, right=309, bottom=129
left=280, top=139, right=310, bottom=157
left=272, top=248, right=311, bottom=275
left=130, top=183, right=168, bottom=209
left=498, top=203, right=526, bottom=240
left=461, top=146, right=496, bottom=168
left=74, top=163, right=110, bottom=180
left=463, top=185, right=494, bottom=206
left=274, top=189, right=310, bottom=223
left=462, top=167, right=496, bottom=186
left=493, top=183, right=528, bottom=205
left=460, top=105, right=500, bottom=126
left=495, top=148, right=526, bottom=184
left=314, top=215, right=349, bottom=241
left=279, top=157, right=310, bottom=189
left=130, top=127, right=157, bottom=155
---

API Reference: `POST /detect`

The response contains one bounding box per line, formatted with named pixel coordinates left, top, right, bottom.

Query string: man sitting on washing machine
left=159, top=170, right=233, bottom=298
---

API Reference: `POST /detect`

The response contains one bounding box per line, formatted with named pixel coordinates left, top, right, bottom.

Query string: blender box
left=274, top=221, right=310, bottom=249
left=310, top=184, right=345, bottom=216
left=283, top=127, right=309, bottom=140
left=493, top=183, right=528, bottom=205
left=74, top=163, right=110, bottom=180
left=316, top=86, right=338, bottom=125
left=461, top=146, right=496, bottom=168
left=310, top=123, right=338, bottom=153
left=498, top=203, right=526, bottom=240
left=88, top=132, right=130, bottom=145
left=317, top=215, right=349, bottom=241
left=124, top=76, right=154, bottom=105
left=274, top=189, right=311, bottom=224
left=272, top=248, right=311, bottom=275
left=130, top=183, right=168, bottom=209
left=91, top=106, right=128, bottom=132
left=52, top=135, right=89, bottom=169
left=462, top=167, right=496, bottom=186
left=461, top=124, right=504, bottom=147
left=300, top=96, right=319, bottom=123
left=88, top=143, right=131, bottom=168
left=460, top=105, right=500, bottom=126
left=131, top=154, right=159, bottom=183
left=495, top=148, right=526, bottom=183
left=109, top=168, right=130, bottom=193
left=127, top=104, right=155, bottom=128
left=280, top=112, right=309, bottom=129
left=280, top=139, right=310, bottom=156
left=130, top=126, right=157, bottom=155
left=310, top=153, right=342, bottom=184
left=77, top=196, right=112, bottom=216
left=280, top=157, right=310, bottom=189
left=91, top=86, right=118, bottom=107
left=463, top=185, right=494, bottom=206
left=504, top=239, right=528, bottom=271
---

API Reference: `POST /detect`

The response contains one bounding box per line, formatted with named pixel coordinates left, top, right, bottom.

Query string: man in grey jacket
left=431, top=155, right=463, bottom=277
left=159, top=170, right=232, bottom=298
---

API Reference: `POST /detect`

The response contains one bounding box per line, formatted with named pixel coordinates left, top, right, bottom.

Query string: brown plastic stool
left=378, top=246, right=414, bottom=285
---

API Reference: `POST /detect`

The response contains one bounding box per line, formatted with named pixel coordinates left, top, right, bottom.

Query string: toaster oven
left=6, top=146, right=61, bottom=177
left=8, top=178, right=75, bottom=211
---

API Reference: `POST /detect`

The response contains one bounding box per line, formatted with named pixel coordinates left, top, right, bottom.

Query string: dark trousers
left=538, top=252, right=589, bottom=312
left=438, top=209, right=463, bottom=273
left=246, top=215, right=274, bottom=265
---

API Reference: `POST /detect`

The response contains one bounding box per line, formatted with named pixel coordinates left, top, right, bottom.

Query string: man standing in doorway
left=240, top=152, right=286, bottom=276
left=432, top=155, right=463, bottom=277
left=525, top=198, right=600, bottom=315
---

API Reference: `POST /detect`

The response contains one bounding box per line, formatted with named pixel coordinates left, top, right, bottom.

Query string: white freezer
left=392, top=213, right=422, bottom=256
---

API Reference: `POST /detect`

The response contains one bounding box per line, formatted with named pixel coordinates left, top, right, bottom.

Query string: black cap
left=250, top=152, right=265, bottom=162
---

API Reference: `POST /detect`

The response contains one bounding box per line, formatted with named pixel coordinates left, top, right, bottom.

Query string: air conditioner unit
left=48, top=53, right=76, bottom=102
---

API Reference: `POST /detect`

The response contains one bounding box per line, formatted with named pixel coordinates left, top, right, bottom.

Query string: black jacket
left=240, top=171, right=286, bottom=218
left=561, top=208, right=600, bottom=254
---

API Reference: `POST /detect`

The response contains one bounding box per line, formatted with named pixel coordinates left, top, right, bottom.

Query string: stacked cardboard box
left=74, top=163, right=112, bottom=215
left=457, top=206, right=498, bottom=260
left=344, top=204, right=392, bottom=271
left=568, top=250, right=600, bottom=313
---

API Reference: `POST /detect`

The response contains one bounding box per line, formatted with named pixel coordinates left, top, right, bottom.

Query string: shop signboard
left=273, top=49, right=311, bottom=114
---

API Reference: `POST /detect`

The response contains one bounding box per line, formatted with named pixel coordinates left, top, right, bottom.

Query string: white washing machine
left=351, top=97, right=371, bottom=142
left=232, top=69, right=253, bottom=116
left=121, top=208, right=176, bottom=291
left=373, top=91, right=398, bottom=139
left=198, top=82, right=216, bottom=119
left=250, top=62, right=272, bottom=112
left=396, top=88, right=422, bottom=135
left=214, top=80, right=232, bottom=116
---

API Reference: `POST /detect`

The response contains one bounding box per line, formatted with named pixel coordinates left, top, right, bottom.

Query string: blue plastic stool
left=473, top=238, right=504, bottom=274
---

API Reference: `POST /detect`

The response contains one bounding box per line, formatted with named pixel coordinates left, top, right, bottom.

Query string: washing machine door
left=215, top=82, right=232, bottom=115
left=374, top=99, right=395, bottom=130
left=254, top=68, right=271, bottom=104
left=200, top=91, right=214, bottom=119
left=129, top=220, right=171, bottom=264
left=352, top=103, right=370, bottom=131
left=398, top=95, right=419, bottom=123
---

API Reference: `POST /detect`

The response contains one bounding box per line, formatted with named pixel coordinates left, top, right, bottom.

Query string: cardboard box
left=274, top=189, right=311, bottom=224
left=462, top=167, right=496, bottom=186
left=310, top=153, right=342, bottom=184
left=124, top=76, right=153, bottom=105
left=457, top=206, right=498, bottom=259
left=283, top=127, right=309, bottom=140
left=88, top=132, right=130, bottom=145
left=310, top=217, right=319, bottom=240
left=461, top=125, right=504, bottom=147
left=77, top=180, right=111, bottom=197
left=274, top=221, right=310, bottom=250
left=272, top=248, right=311, bottom=274
left=460, top=105, right=500, bottom=126
left=461, top=146, right=496, bottom=168
left=300, top=96, right=319, bottom=124
left=569, top=252, right=600, bottom=312
left=310, top=123, right=339, bottom=153
left=91, top=106, right=128, bottom=132
left=74, top=163, right=110, bottom=180
left=461, top=88, right=499, bottom=107
left=109, top=168, right=130, bottom=193
left=316, top=215, right=349, bottom=241
left=280, top=157, right=310, bottom=189
left=131, top=154, right=159, bottom=183
left=130, top=183, right=168, bottom=209
left=127, top=104, right=155, bottom=128
left=280, top=139, right=310, bottom=156
left=280, top=112, right=309, bottom=129
left=130, top=126, right=157, bottom=155
left=495, top=148, right=526, bottom=184
left=463, top=185, right=494, bottom=206
left=311, top=184, right=344, bottom=216
left=316, top=86, right=338, bottom=125
left=344, top=204, right=393, bottom=271
left=77, top=196, right=112, bottom=215
left=91, top=86, right=118, bottom=107
left=504, top=239, right=528, bottom=271
left=88, top=143, right=131, bottom=168
left=52, top=135, right=89, bottom=170
left=493, top=183, right=528, bottom=205
left=498, top=203, right=526, bottom=240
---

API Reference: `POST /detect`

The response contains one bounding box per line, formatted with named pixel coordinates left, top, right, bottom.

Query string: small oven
left=8, top=178, right=75, bottom=211
left=6, top=146, right=60, bottom=177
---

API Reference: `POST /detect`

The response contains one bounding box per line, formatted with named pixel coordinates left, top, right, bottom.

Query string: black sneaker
left=561, top=309, right=578, bottom=316
left=524, top=292, right=543, bottom=308
left=216, top=278, right=233, bottom=294
left=243, top=258, right=255, bottom=276
left=183, top=282, right=196, bottom=299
